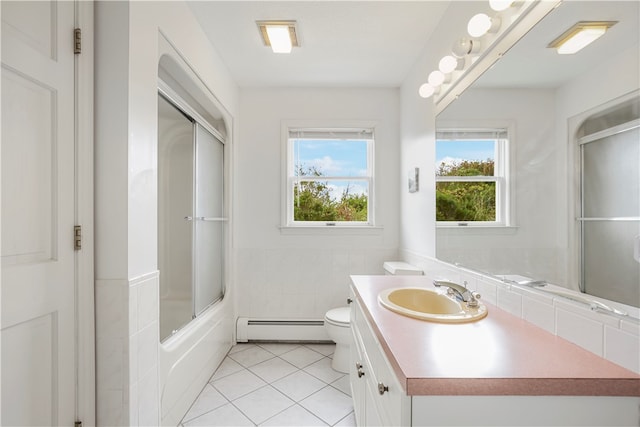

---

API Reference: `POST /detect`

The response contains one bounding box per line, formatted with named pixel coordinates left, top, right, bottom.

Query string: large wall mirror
left=435, top=1, right=639, bottom=308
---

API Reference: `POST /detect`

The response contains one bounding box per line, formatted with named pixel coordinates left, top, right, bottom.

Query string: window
left=436, top=128, right=509, bottom=226
left=286, top=128, right=374, bottom=226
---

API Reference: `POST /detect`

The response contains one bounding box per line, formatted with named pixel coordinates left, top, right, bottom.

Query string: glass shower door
left=194, top=124, right=225, bottom=315
left=580, top=123, right=640, bottom=307
left=158, top=95, right=195, bottom=340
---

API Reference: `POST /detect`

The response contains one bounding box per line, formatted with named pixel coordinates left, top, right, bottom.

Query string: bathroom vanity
left=349, top=275, right=640, bottom=426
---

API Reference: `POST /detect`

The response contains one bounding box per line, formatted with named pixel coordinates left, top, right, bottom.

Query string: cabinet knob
left=355, top=362, right=365, bottom=378
left=378, top=382, right=389, bottom=395
left=347, top=297, right=353, bottom=304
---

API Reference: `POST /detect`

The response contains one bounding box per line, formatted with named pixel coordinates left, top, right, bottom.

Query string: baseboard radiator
left=236, top=318, right=331, bottom=342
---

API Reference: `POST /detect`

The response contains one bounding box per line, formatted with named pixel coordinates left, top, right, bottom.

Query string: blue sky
left=293, top=139, right=368, bottom=177
left=436, top=140, right=495, bottom=166
left=295, top=139, right=495, bottom=175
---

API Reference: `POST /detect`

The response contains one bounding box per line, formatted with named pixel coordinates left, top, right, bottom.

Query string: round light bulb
left=467, top=13, right=492, bottom=38
left=489, top=0, right=513, bottom=11
left=418, top=83, right=435, bottom=99
left=438, top=55, right=460, bottom=74
left=452, top=38, right=474, bottom=58
left=428, top=70, right=445, bottom=86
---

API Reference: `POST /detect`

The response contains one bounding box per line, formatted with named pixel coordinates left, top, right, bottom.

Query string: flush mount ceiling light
left=257, top=20, right=299, bottom=54
left=548, top=21, right=617, bottom=55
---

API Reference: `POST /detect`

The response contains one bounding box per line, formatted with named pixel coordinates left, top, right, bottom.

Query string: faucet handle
left=466, top=291, right=481, bottom=308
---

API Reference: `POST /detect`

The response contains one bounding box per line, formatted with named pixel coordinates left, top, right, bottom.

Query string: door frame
left=74, top=1, right=96, bottom=425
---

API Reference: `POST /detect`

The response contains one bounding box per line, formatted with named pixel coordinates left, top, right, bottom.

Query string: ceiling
left=187, top=1, right=451, bottom=88
left=474, top=1, right=640, bottom=89
left=187, top=1, right=639, bottom=90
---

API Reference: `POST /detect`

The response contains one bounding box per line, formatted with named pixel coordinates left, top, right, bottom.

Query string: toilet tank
left=383, top=261, right=423, bottom=275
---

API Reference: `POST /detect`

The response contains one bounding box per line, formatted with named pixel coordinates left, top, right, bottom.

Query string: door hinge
left=75, top=422, right=82, bottom=427
left=74, top=225, right=82, bottom=250
left=74, top=28, right=81, bottom=54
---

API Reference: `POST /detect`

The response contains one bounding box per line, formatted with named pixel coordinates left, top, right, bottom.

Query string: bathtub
left=159, top=296, right=233, bottom=426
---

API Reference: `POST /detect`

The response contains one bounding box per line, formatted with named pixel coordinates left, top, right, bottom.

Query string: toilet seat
left=324, top=307, right=350, bottom=327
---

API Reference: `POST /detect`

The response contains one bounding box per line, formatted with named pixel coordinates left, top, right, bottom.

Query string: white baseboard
left=236, top=318, right=331, bottom=342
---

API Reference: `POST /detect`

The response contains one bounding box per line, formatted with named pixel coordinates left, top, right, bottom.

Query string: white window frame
left=282, top=123, right=376, bottom=228
left=435, top=127, right=512, bottom=227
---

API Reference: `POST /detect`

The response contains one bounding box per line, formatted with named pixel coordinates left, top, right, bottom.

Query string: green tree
left=436, top=159, right=496, bottom=221
left=293, top=166, right=368, bottom=221
left=336, top=186, right=368, bottom=221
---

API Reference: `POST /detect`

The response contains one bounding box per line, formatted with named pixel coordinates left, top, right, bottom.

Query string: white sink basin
left=378, top=287, right=488, bottom=323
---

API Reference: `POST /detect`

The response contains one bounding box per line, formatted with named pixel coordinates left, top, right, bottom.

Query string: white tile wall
left=620, top=318, right=640, bottom=336
left=97, top=389, right=124, bottom=427
left=96, top=337, right=124, bottom=391
left=476, top=279, right=498, bottom=306
left=400, top=251, right=640, bottom=374
left=95, top=279, right=129, bottom=426
left=556, top=308, right=604, bottom=356
left=604, top=326, right=640, bottom=373
left=138, top=366, right=160, bottom=426
left=497, top=286, right=523, bottom=317
left=129, top=383, right=139, bottom=426
left=96, top=274, right=160, bottom=427
left=129, top=271, right=160, bottom=427
left=521, top=295, right=555, bottom=333
left=235, top=247, right=397, bottom=320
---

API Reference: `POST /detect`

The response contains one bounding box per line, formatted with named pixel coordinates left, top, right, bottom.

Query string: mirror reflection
left=435, top=1, right=640, bottom=308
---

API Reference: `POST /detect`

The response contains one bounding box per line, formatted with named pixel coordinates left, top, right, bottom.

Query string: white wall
left=399, top=1, right=479, bottom=259
left=94, top=1, right=239, bottom=425
left=235, top=88, right=400, bottom=320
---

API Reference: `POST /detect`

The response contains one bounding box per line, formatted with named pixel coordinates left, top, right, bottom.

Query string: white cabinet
left=350, top=300, right=411, bottom=427
left=350, top=297, right=640, bottom=426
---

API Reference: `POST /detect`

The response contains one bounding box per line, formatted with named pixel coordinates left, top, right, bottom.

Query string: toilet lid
left=325, top=307, right=350, bottom=325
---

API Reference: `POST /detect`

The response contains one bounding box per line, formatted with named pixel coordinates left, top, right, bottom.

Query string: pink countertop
left=351, top=275, right=640, bottom=396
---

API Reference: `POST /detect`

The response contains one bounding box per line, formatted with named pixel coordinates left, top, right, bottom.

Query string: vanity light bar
left=547, top=21, right=617, bottom=55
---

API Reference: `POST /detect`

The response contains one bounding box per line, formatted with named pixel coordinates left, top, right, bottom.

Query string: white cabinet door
left=364, top=382, right=385, bottom=427
left=1, top=1, right=77, bottom=425
left=350, top=322, right=366, bottom=425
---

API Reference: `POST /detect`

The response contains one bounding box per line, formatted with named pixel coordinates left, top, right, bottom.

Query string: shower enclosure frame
left=158, top=84, right=227, bottom=342
left=575, top=98, right=640, bottom=308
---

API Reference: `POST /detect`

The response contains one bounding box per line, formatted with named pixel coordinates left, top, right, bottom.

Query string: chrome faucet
left=433, top=280, right=481, bottom=308
left=502, top=277, right=547, bottom=288
left=515, top=279, right=547, bottom=288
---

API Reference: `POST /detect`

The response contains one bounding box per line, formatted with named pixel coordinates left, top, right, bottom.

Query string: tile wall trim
left=129, top=270, right=160, bottom=287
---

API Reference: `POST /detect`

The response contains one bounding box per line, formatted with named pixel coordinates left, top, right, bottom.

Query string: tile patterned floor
left=181, top=343, right=355, bottom=427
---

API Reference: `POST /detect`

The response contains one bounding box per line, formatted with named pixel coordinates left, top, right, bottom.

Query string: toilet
left=324, top=261, right=423, bottom=373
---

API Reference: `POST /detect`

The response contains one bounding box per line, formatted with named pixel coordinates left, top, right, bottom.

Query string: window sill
left=279, top=225, right=384, bottom=236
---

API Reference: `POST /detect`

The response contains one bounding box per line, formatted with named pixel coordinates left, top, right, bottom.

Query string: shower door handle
left=185, top=216, right=228, bottom=221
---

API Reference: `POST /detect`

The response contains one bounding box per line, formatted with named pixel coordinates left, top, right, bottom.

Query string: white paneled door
left=1, top=1, right=77, bottom=425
